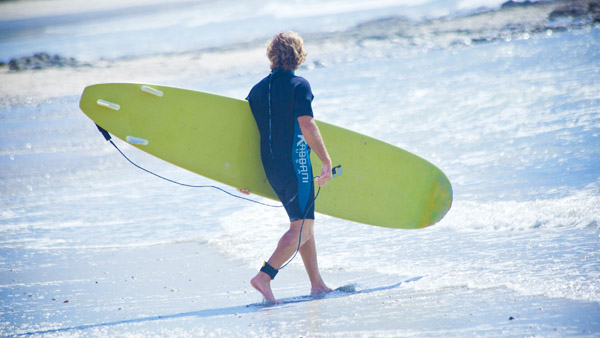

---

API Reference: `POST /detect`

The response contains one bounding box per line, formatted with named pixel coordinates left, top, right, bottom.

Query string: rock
left=589, top=2, right=600, bottom=21
left=549, top=1, right=600, bottom=21
left=7, top=52, right=79, bottom=71
left=550, top=5, right=587, bottom=20
left=500, top=1, right=536, bottom=10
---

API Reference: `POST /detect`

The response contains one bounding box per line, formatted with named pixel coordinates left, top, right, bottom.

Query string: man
left=242, top=32, right=332, bottom=303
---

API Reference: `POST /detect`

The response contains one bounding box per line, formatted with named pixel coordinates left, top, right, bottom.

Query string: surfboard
left=79, top=83, right=452, bottom=229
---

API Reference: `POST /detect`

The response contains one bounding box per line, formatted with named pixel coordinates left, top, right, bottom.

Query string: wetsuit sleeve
left=294, top=79, right=314, bottom=118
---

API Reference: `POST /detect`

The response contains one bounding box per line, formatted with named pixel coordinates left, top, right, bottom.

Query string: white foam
left=444, top=190, right=600, bottom=232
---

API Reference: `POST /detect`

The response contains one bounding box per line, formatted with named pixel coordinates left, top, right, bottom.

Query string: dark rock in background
left=549, top=0, right=600, bottom=22
left=7, top=52, right=79, bottom=71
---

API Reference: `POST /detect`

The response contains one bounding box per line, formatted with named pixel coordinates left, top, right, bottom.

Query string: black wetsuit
left=247, top=68, right=315, bottom=221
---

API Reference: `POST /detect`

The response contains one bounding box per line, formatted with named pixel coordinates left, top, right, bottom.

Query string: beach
left=5, top=241, right=600, bottom=337
left=1, top=0, right=600, bottom=336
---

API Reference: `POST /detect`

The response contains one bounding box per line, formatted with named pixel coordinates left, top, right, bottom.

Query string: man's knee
left=279, top=228, right=299, bottom=248
left=295, top=219, right=314, bottom=242
left=283, top=220, right=313, bottom=244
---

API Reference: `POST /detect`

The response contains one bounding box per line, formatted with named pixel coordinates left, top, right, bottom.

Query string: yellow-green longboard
left=79, top=83, right=452, bottom=229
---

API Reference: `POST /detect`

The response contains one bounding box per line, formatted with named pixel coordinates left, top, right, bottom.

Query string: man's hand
left=238, top=188, right=250, bottom=195
left=315, top=163, right=332, bottom=187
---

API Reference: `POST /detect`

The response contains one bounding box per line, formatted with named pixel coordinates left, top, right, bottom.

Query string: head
left=267, top=32, right=307, bottom=71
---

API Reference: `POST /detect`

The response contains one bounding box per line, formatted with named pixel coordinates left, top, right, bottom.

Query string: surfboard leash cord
left=279, top=185, right=320, bottom=270
left=95, top=124, right=283, bottom=208
left=96, top=123, right=330, bottom=269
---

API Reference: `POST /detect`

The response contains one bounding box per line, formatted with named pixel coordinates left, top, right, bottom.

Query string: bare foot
left=250, top=272, right=281, bottom=304
left=311, top=284, right=333, bottom=295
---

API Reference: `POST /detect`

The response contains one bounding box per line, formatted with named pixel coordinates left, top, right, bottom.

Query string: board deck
left=79, top=83, right=452, bottom=229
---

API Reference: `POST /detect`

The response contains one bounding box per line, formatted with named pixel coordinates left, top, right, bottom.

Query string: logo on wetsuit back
left=295, top=134, right=310, bottom=184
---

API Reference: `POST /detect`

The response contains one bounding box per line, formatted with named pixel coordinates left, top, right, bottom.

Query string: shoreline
left=4, top=240, right=599, bottom=336
left=0, top=46, right=269, bottom=107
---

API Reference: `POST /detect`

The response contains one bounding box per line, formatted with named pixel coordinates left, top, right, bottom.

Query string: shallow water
left=1, top=0, right=600, bottom=336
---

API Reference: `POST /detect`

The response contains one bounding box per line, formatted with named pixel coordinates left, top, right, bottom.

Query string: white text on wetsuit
left=296, top=134, right=309, bottom=184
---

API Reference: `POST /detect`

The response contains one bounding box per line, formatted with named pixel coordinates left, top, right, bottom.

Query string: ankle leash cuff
left=260, top=261, right=279, bottom=280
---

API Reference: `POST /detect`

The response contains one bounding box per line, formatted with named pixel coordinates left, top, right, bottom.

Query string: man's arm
left=298, top=115, right=332, bottom=187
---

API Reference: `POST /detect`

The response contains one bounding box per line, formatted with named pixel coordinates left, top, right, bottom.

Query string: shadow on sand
left=18, top=277, right=422, bottom=336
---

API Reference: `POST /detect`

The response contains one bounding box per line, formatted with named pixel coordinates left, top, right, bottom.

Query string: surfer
left=241, top=32, right=333, bottom=303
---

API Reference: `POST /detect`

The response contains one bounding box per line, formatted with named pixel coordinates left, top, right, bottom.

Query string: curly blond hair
left=267, top=32, right=307, bottom=71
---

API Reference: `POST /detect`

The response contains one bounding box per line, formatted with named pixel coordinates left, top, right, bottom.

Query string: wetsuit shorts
left=270, top=165, right=315, bottom=223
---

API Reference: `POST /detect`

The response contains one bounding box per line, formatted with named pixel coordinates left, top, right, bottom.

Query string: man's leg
left=250, top=219, right=314, bottom=303
left=299, top=234, right=332, bottom=295
left=268, top=219, right=314, bottom=267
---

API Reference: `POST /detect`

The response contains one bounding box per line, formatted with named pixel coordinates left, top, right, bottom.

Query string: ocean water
left=0, top=0, right=513, bottom=62
left=1, top=0, right=600, bottom=336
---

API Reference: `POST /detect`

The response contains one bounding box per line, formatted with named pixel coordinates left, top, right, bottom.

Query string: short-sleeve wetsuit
left=247, top=68, right=315, bottom=222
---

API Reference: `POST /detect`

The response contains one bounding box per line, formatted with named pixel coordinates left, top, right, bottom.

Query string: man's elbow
left=298, top=115, right=316, bottom=132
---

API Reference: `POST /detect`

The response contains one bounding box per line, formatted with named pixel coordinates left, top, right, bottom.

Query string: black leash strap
left=94, top=124, right=283, bottom=208
left=95, top=124, right=341, bottom=269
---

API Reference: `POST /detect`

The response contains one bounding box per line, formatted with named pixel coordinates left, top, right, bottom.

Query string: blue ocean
left=1, top=0, right=599, bottom=336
